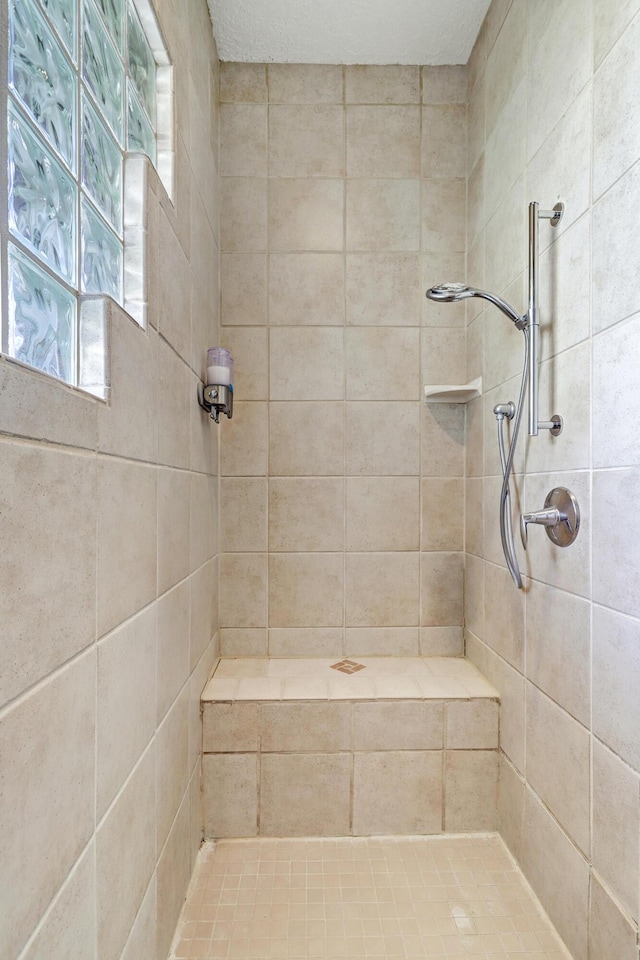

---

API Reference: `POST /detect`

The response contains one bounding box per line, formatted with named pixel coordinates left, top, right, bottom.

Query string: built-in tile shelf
left=423, top=376, right=482, bottom=403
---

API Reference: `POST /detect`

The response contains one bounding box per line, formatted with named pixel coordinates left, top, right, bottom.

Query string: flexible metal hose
left=496, top=327, right=530, bottom=588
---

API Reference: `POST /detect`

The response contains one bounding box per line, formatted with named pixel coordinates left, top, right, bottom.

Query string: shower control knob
left=520, top=487, right=580, bottom=550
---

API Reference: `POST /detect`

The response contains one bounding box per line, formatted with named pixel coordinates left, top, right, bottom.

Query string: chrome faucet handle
left=520, top=487, right=581, bottom=551
left=520, top=507, right=563, bottom=550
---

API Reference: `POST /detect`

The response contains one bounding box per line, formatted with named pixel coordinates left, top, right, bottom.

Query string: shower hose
left=495, top=326, right=530, bottom=589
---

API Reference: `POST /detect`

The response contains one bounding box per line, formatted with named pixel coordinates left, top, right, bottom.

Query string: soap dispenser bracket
left=198, top=382, right=233, bottom=423
left=520, top=486, right=580, bottom=549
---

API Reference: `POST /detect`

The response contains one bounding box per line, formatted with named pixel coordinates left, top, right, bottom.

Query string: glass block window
left=5, top=0, right=172, bottom=391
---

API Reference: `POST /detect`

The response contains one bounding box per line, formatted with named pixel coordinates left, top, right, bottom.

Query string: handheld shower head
left=426, top=281, right=526, bottom=329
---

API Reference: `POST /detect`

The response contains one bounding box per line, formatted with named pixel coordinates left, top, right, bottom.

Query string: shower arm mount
left=527, top=201, right=564, bottom=437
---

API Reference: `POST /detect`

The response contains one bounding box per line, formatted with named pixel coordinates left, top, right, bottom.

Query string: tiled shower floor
left=170, top=835, right=571, bottom=959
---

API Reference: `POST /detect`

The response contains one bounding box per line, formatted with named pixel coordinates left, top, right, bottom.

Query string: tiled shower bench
left=202, top=657, right=500, bottom=839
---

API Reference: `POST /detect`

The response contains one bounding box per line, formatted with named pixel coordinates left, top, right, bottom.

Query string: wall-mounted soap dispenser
left=197, top=347, right=234, bottom=422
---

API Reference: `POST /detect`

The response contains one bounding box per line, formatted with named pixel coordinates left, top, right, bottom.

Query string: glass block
left=38, top=0, right=77, bottom=60
left=10, top=0, right=77, bottom=170
left=127, top=0, right=156, bottom=125
left=8, top=103, right=78, bottom=285
left=95, top=0, right=124, bottom=53
left=82, top=96, right=123, bottom=234
left=82, top=0, right=125, bottom=144
left=8, top=242, right=77, bottom=384
left=127, top=82, right=156, bottom=163
left=81, top=199, right=123, bottom=301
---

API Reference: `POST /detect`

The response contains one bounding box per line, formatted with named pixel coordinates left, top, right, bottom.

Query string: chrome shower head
left=425, top=282, right=474, bottom=302
left=426, top=281, right=526, bottom=329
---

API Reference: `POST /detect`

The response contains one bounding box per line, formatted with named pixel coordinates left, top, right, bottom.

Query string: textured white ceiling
left=208, top=0, right=491, bottom=65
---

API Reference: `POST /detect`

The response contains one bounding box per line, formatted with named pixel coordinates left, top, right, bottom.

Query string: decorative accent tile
left=330, top=658, right=366, bottom=674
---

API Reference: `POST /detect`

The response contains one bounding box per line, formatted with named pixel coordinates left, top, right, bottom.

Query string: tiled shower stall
left=2, top=1, right=640, bottom=960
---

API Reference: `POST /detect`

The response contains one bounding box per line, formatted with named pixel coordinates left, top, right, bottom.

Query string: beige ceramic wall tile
left=421, top=104, right=467, bottom=179
left=421, top=178, right=466, bottom=254
left=420, top=626, right=463, bottom=656
left=260, top=754, right=351, bottom=835
left=220, top=327, right=268, bottom=400
left=592, top=738, right=640, bottom=918
left=189, top=560, right=217, bottom=675
left=20, top=844, right=95, bottom=960
left=526, top=578, right=590, bottom=725
left=593, top=315, right=640, bottom=469
left=155, top=689, right=189, bottom=852
left=444, top=750, right=498, bottom=831
left=269, top=553, right=343, bottom=627
left=158, top=340, right=190, bottom=470
left=593, top=161, right=640, bottom=332
left=156, top=795, right=191, bottom=960
left=346, top=477, right=419, bottom=551
left=203, top=754, right=258, bottom=837
left=157, top=468, right=190, bottom=594
left=422, top=65, right=467, bottom=104
left=483, top=647, right=525, bottom=773
left=346, top=402, right=420, bottom=475
left=421, top=405, right=465, bottom=477
left=537, top=214, right=591, bottom=361
left=420, top=478, right=464, bottom=552
left=594, top=0, right=640, bottom=66
left=269, top=105, right=344, bottom=177
left=353, top=751, right=442, bottom=835
left=346, top=106, right=420, bottom=178
left=421, top=326, right=466, bottom=385
left=220, top=254, right=267, bottom=325
left=522, top=789, right=590, bottom=960
left=347, top=180, right=421, bottom=251
left=269, top=253, right=345, bottom=325
left=268, top=627, right=343, bottom=657
left=348, top=626, right=420, bottom=656
left=526, top=0, right=592, bottom=162
left=220, top=104, right=267, bottom=177
left=220, top=401, right=268, bottom=476
left=465, top=477, right=484, bottom=557
left=97, top=607, right=156, bottom=819
left=592, top=604, right=640, bottom=771
left=464, top=552, right=484, bottom=641
left=345, top=65, right=420, bottom=103
left=346, top=327, right=420, bottom=400
left=118, top=877, right=155, bottom=960
left=220, top=477, right=267, bottom=552
left=589, top=876, right=638, bottom=960
left=346, top=253, right=421, bottom=326
left=484, top=79, right=526, bottom=224
left=269, top=478, right=344, bottom=551
left=0, top=443, right=96, bottom=708
left=97, top=459, right=157, bottom=637
left=261, top=702, right=351, bottom=751
left=483, top=562, right=524, bottom=670
left=157, top=581, right=190, bottom=723
left=0, top=655, right=95, bottom=960
left=189, top=473, right=217, bottom=571
left=499, top=755, right=525, bottom=865
left=96, top=747, right=155, bottom=960
left=354, top=701, right=443, bottom=750
left=445, top=701, right=498, bottom=749
left=269, top=179, right=344, bottom=251
left=421, top=552, right=463, bottom=626
left=203, top=702, right=259, bottom=752
left=526, top=683, right=590, bottom=855
left=220, top=178, right=267, bottom=252
left=270, top=327, right=344, bottom=400
left=269, top=401, right=345, bottom=476
left=220, top=63, right=267, bottom=102
left=268, top=63, right=344, bottom=103
left=219, top=554, right=267, bottom=628
left=346, top=552, right=420, bottom=627
left=484, top=179, right=526, bottom=297
left=484, top=0, right=526, bottom=136
left=220, top=629, right=267, bottom=657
